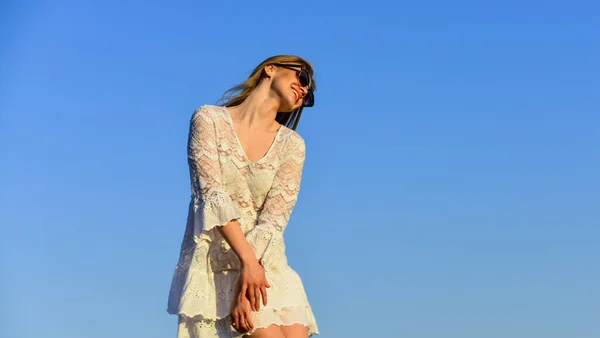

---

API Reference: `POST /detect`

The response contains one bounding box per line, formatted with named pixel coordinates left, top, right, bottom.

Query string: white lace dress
left=167, top=105, right=319, bottom=337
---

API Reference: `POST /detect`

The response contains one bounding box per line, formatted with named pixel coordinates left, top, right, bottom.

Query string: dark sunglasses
left=271, top=63, right=314, bottom=107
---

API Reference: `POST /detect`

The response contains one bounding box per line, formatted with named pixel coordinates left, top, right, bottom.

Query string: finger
left=254, top=286, right=261, bottom=311
left=245, top=307, right=254, bottom=331
left=240, top=283, right=248, bottom=301
left=233, top=313, right=240, bottom=332
left=244, top=318, right=253, bottom=332
left=248, top=286, right=256, bottom=311
left=243, top=311, right=253, bottom=332
left=233, top=311, right=243, bottom=332
left=261, top=285, right=268, bottom=306
left=239, top=318, right=247, bottom=332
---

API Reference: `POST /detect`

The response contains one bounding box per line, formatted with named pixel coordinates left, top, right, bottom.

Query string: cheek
left=274, top=73, right=295, bottom=87
left=272, top=78, right=293, bottom=98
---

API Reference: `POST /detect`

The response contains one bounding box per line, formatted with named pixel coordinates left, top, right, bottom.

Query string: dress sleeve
left=246, top=136, right=306, bottom=261
left=188, top=106, right=241, bottom=238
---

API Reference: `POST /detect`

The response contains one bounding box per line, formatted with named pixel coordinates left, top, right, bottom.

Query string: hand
left=240, top=258, right=270, bottom=311
left=230, top=295, right=253, bottom=334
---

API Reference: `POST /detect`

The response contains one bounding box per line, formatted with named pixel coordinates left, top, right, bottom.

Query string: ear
left=264, top=64, right=276, bottom=78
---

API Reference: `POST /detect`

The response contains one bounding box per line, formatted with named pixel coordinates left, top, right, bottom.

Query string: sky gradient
left=1, top=1, right=599, bottom=337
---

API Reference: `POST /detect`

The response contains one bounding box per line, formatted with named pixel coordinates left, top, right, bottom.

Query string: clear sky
left=1, top=1, right=599, bottom=337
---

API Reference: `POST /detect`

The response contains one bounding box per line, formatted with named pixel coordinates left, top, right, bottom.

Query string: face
left=266, top=64, right=312, bottom=112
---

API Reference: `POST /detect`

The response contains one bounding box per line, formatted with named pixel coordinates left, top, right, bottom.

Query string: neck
left=230, top=83, right=281, bottom=131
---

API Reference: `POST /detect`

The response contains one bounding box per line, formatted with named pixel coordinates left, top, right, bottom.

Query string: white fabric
left=167, top=105, right=319, bottom=337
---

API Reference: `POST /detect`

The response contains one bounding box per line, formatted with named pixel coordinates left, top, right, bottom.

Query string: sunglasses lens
left=298, top=70, right=311, bottom=87
left=303, top=90, right=314, bottom=107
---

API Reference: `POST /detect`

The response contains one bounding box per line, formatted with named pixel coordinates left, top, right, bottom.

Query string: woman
left=167, top=55, right=319, bottom=338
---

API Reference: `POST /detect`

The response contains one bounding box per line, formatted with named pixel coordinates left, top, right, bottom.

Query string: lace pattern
left=188, top=107, right=241, bottom=235
left=178, top=305, right=318, bottom=338
left=168, top=105, right=318, bottom=336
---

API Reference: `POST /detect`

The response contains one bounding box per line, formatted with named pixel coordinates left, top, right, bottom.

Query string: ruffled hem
left=247, top=305, right=319, bottom=336
left=192, top=193, right=240, bottom=238
left=170, top=265, right=312, bottom=319
left=177, top=305, right=319, bottom=338
left=169, top=269, right=239, bottom=319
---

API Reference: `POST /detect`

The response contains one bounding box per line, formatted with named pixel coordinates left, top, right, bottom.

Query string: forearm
left=221, top=220, right=270, bottom=311
left=219, top=220, right=258, bottom=266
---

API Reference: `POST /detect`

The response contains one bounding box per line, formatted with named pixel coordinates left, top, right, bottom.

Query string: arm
left=188, top=107, right=260, bottom=268
left=187, top=109, right=257, bottom=265
left=188, top=107, right=268, bottom=317
left=247, top=135, right=306, bottom=264
left=188, top=107, right=241, bottom=236
left=219, top=224, right=262, bottom=267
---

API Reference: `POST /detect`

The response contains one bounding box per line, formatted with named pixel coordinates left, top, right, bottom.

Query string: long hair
left=218, top=55, right=316, bottom=130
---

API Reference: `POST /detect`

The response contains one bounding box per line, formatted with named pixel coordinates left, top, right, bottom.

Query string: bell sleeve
left=187, top=106, right=241, bottom=239
left=246, top=135, right=306, bottom=262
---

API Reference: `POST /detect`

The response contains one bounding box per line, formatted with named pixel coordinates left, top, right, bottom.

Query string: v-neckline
left=222, top=106, right=284, bottom=165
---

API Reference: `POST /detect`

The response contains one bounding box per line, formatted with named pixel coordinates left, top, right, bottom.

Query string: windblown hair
left=218, top=55, right=316, bottom=130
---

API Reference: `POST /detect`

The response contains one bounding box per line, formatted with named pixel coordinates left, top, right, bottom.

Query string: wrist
left=240, top=254, right=261, bottom=267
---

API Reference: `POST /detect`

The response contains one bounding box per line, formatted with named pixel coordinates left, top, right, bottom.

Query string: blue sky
left=1, top=0, right=599, bottom=337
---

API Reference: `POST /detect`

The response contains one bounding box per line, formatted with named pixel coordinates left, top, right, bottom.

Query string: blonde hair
left=218, top=55, right=316, bottom=130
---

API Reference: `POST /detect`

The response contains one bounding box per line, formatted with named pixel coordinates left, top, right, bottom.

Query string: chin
left=278, top=92, right=299, bottom=112
left=285, top=99, right=298, bottom=112
left=288, top=104, right=302, bottom=112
